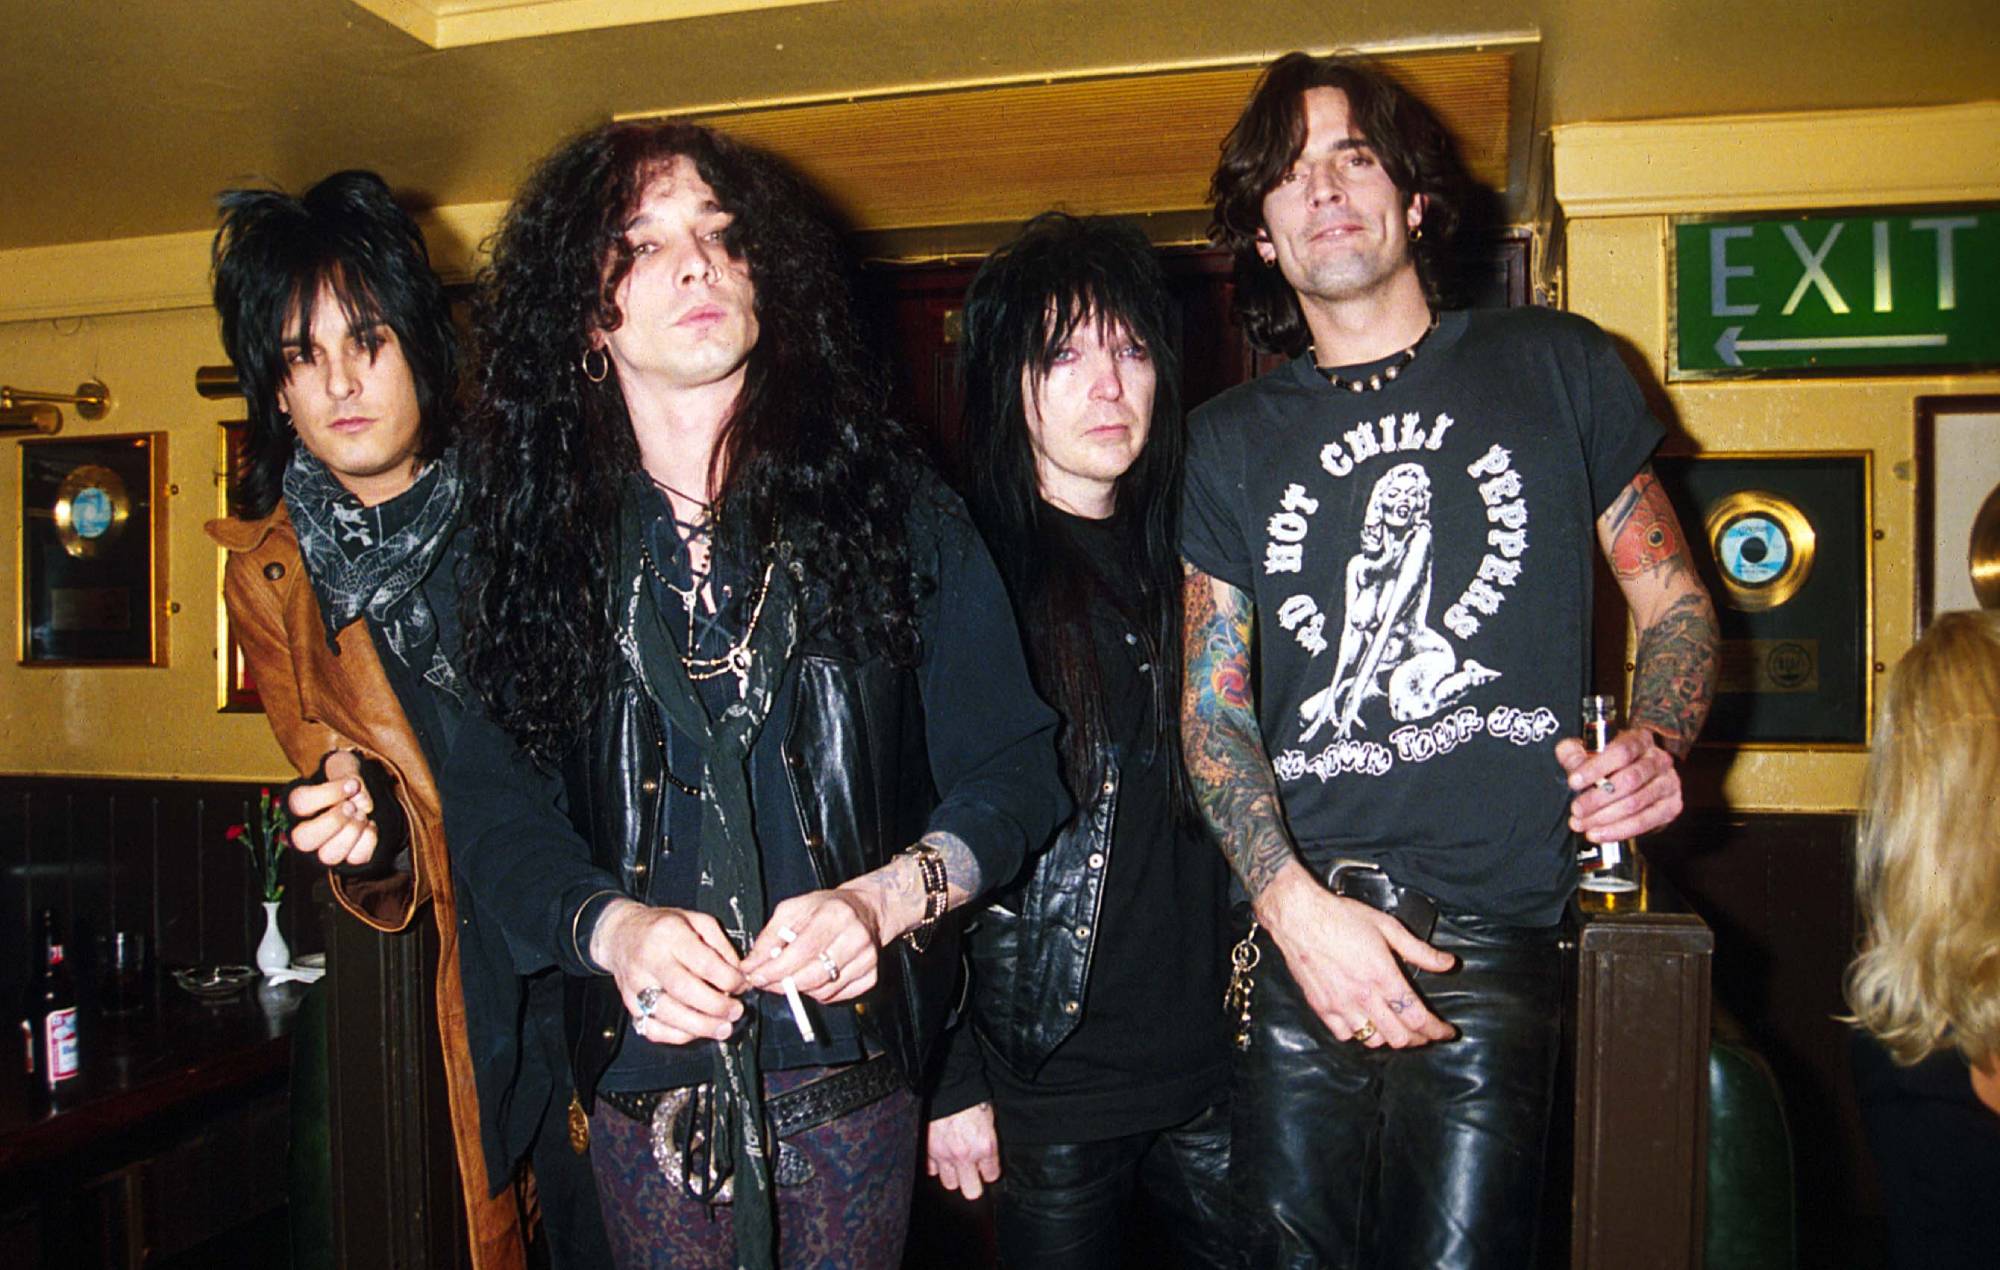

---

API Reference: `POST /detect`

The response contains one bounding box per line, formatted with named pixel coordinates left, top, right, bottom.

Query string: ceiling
left=0, top=0, right=1994, bottom=254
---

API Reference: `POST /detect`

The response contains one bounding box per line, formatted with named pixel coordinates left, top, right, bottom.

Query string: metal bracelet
left=900, top=842, right=948, bottom=953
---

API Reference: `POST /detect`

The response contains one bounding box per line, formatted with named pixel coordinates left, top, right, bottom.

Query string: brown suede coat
left=207, top=504, right=525, bottom=1270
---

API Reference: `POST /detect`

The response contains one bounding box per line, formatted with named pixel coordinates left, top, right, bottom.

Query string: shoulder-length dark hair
left=210, top=169, right=458, bottom=519
left=959, top=212, right=1189, bottom=807
left=1209, top=52, right=1466, bottom=356
left=459, top=120, right=920, bottom=763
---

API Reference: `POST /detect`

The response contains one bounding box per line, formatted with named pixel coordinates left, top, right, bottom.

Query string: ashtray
left=173, top=965, right=257, bottom=1001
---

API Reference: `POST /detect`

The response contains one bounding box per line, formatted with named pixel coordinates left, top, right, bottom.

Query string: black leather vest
left=559, top=648, right=957, bottom=1105
left=962, top=755, right=1119, bottom=1079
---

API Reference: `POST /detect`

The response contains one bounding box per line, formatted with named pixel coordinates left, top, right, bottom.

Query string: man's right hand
left=287, top=750, right=379, bottom=867
left=926, top=1102, right=1002, bottom=1200
left=588, top=898, right=748, bottom=1046
left=1255, top=860, right=1458, bottom=1049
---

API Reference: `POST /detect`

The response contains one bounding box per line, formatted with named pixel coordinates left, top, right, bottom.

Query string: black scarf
left=617, top=493, right=796, bottom=1270
left=283, top=445, right=462, bottom=699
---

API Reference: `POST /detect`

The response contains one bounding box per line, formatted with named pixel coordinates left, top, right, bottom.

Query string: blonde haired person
left=1845, top=609, right=2000, bottom=1270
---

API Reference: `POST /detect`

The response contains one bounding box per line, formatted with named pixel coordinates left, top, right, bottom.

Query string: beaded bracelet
left=901, top=842, right=949, bottom=953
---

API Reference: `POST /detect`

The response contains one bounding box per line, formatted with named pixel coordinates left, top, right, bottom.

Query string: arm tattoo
left=1603, top=468, right=1720, bottom=757
left=1604, top=467, right=1685, bottom=583
left=921, top=829, right=982, bottom=907
left=1180, top=563, right=1297, bottom=899
left=1629, top=591, right=1718, bottom=759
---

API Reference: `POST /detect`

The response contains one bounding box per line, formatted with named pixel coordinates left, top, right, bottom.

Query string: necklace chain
left=1311, top=312, right=1439, bottom=394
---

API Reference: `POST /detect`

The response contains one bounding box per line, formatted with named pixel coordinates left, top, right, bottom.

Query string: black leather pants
left=995, top=1100, right=1237, bottom=1270
left=1231, top=911, right=1564, bottom=1270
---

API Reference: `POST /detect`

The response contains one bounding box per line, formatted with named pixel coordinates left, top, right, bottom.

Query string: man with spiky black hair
left=205, top=169, right=607, bottom=1269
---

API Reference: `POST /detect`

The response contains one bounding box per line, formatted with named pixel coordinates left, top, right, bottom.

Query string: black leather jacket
left=953, top=753, right=1120, bottom=1087
left=561, top=647, right=959, bottom=1104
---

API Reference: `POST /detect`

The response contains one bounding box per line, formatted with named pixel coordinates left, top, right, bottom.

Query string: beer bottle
left=20, top=907, right=80, bottom=1105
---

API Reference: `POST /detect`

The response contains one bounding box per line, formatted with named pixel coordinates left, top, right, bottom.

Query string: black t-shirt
left=1181, top=308, right=1663, bottom=925
left=986, top=510, right=1230, bottom=1144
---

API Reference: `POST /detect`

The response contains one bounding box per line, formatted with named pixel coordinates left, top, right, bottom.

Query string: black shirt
left=1181, top=307, right=1664, bottom=924
left=984, top=510, right=1230, bottom=1144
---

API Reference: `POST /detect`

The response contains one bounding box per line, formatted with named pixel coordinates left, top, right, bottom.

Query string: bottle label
left=45, top=1007, right=78, bottom=1084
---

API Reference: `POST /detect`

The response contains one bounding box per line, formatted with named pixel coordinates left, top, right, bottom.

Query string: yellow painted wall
left=1554, top=103, right=2000, bottom=812
left=0, top=211, right=493, bottom=781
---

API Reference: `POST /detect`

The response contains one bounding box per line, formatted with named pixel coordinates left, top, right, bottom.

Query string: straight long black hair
left=210, top=169, right=458, bottom=518
left=959, top=212, right=1190, bottom=811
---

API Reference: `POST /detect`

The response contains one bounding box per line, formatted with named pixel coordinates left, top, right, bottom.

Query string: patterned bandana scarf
left=617, top=492, right=797, bottom=1270
left=283, top=444, right=462, bottom=698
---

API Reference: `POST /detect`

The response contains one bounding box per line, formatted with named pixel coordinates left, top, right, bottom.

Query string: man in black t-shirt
left=1182, top=53, right=1720, bottom=1269
left=926, top=213, right=1236, bottom=1268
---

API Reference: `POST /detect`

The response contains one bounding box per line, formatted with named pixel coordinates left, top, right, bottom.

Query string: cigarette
left=780, top=975, right=815, bottom=1044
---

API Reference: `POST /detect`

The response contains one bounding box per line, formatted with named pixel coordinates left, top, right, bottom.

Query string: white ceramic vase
left=256, top=899, right=291, bottom=975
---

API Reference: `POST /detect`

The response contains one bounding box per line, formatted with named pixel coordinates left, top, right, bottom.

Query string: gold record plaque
left=52, top=463, right=132, bottom=559
left=1971, top=483, right=2000, bottom=609
left=1704, top=489, right=1816, bottom=611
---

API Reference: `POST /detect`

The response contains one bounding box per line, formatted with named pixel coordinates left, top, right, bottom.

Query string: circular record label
left=1705, top=489, right=1816, bottom=611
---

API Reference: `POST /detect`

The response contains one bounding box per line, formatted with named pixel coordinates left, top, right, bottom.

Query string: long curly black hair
left=1209, top=52, right=1467, bottom=357
left=210, top=170, right=458, bottom=519
left=459, top=121, right=920, bottom=763
left=959, top=212, right=1189, bottom=811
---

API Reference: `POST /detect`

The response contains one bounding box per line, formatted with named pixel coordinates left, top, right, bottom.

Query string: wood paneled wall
left=0, top=775, right=323, bottom=1009
left=1647, top=811, right=1875, bottom=1267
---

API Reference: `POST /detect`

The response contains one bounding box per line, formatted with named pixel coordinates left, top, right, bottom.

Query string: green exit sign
left=1672, top=208, right=1998, bottom=378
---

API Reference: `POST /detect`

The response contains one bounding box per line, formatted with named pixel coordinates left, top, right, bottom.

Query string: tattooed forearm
left=1180, top=563, right=1297, bottom=899
left=842, top=830, right=982, bottom=944
left=1629, top=590, right=1719, bottom=758
left=922, top=830, right=982, bottom=908
left=1599, top=465, right=1719, bottom=758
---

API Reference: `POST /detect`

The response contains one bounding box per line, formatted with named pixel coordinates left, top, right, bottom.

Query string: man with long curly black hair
left=444, top=121, right=1066, bottom=1270
left=1181, top=52, right=1718, bottom=1268
left=923, top=212, right=1236, bottom=1268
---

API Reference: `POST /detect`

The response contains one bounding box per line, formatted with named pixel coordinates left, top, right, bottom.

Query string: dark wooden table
left=0, top=972, right=305, bottom=1267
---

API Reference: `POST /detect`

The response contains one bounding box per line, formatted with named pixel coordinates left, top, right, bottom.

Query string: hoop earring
left=581, top=347, right=610, bottom=384
left=1409, top=224, right=1425, bottom=243
left=277, top=410, right=294, bottom=433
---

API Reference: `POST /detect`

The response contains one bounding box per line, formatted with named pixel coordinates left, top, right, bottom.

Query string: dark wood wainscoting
left=1646, top=809, right=1877, bottom=1268
left=0, top=774, right=323, bottom=1009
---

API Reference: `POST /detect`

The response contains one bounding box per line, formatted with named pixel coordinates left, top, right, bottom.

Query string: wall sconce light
left=194, top=365, right=244, bottom=399
left=1, top=379, right=112, bottom=435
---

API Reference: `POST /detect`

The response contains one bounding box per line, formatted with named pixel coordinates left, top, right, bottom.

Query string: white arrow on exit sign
left=1715, top=326, right=1949, bottom=367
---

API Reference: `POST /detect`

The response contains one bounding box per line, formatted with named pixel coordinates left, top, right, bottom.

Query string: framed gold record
left=1704, top=489, right=1816, bottom=611
left=53, top=463, right=132, bottom=559
left=19, top=432, right=168, bottom=665
left=1654, top=452, right=1870, bottom=748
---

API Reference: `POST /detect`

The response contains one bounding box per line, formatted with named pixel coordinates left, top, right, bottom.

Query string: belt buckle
left=1325, top=858, right=1439, bottom=942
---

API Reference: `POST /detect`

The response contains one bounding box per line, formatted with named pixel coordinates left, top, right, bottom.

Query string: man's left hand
left=1556, top=726, right=1683, bottom=842
left=744, top=889, right=883, bottom=1004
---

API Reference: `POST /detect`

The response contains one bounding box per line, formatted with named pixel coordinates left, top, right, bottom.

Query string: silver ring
left=1596, top=778, right=1616, bottom=795
left=636, top=985, right=661, bottom=1019
left=818, top=952, right=841, bottom=983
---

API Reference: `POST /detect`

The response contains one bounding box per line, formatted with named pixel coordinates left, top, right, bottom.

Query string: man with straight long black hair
left=1182, top=52, right=1719, bottom=1267
left=204, top=169, right=607, bottom=1269
left=924, top=212, right=1235, bottom=1269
